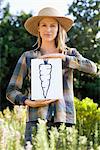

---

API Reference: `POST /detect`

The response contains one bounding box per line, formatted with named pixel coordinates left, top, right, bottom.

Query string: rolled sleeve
left=64, top=48, right=97, bottom=74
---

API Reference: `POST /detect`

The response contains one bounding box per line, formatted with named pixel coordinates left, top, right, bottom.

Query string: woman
left=6, top=7, right=97, bottom=145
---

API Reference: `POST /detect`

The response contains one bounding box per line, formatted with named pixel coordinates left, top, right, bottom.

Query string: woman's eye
left=42, top=24, right=46, bottom=27
left=51, top=25, right=55, bottom=27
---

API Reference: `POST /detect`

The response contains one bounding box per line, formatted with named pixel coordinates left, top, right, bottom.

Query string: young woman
left=6, top=7, right=97, bottom=145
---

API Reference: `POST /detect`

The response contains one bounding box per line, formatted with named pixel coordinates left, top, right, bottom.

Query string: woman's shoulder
left=23, top=49, right=40, bottom=58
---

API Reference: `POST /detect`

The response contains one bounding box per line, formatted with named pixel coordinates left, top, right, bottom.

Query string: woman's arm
left=6, top=52, right=58, bottom=107
left=66, top=48, right=97, bottom=74
left=6, top=53, right=28, bottom=105
left=40, top=48, right=97, bottom=74
left=24, top=99, right=58, bottom=107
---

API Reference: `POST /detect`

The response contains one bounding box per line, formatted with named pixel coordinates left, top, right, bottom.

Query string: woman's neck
left=40, top=42, right=59, bottom=54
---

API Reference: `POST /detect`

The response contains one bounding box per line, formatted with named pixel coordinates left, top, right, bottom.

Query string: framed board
left=31, top=58, right=63, bottom=100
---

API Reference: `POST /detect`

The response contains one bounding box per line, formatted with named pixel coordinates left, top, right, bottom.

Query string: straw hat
left=24, top=7, right=74, bottom=36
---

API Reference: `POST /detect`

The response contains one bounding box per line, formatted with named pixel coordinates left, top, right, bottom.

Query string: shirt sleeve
left=64, top=48, right=97, bottom=74
left=6, top=53, right=28, bottom=105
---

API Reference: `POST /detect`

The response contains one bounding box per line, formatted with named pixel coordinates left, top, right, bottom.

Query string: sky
left=3, top=0, right=74, bottom=15
left=2, top=0, right=100, bottom=38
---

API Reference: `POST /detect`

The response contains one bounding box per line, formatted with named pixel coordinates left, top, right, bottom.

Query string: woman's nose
left=46, top=26, right=51, bottom=32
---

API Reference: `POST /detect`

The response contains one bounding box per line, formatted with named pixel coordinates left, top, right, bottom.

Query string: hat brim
left=24, top=16, right=74, bottom=36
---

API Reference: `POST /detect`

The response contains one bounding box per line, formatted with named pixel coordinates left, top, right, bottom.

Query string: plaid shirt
left=6, top=48, right=97, bottom=124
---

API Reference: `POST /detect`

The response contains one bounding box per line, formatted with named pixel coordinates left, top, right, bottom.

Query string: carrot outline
left=39, top=60, right=52, bottom=98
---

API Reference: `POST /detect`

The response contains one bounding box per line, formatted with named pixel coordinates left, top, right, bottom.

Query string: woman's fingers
left=39, top=53, right=65, bottom=59
left=43, top=99, right=58, bottom=105
left=30, top=99, right=58, bottom=107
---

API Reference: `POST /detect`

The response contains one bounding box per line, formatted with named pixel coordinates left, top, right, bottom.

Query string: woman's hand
left=39, top=53, right=66, bottom=60
left=25, top=99, right=58, bottom=108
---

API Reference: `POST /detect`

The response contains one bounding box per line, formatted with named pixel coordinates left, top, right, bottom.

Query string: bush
left=0, top=98, right=100, bottom=150
left=75, top=97, right=100, bottom=149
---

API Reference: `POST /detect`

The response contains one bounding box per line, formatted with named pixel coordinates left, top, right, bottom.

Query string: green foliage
left=0, top=3, right=37, bottom=110
left=82, top=76, right=100, bottom=103
left=75, top=97, right=100, bottom=148
left=35, top=119, right=50, bottom=150
left=68, top=0, right=99, bottom=62
left=0, top=4, right=36, bottom=83
left=68, top=0, right=100, bottom=101
left=0, top=106, right=26, bottom=149
left=0, top=97, right=100, bottom=149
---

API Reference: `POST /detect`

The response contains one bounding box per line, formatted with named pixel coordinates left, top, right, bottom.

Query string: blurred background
left=0, top=0, right=100, bottom=111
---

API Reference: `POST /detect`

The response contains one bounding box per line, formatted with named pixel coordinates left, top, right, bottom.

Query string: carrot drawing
left=39, top=60, right=52, bottom=98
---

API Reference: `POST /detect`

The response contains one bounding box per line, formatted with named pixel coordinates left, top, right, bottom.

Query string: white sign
left=31, top=58, right=63, bottom=100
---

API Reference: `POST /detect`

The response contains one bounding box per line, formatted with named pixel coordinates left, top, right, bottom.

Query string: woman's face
left=38, top=17, right=58, bottom=42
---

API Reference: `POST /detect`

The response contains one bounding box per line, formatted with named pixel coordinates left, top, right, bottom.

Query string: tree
left=0, top=3, right=37, bottom=110
left=67, top=0, right=100, bottom=103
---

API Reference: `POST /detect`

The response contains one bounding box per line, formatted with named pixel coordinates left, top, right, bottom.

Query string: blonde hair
left=33, top=23, right=70, bottom=53
left=55, top=24, right=67, bottom=53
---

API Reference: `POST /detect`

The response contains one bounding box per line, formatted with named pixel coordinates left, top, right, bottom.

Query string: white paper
left=31, top=58, right=63, bottom=100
